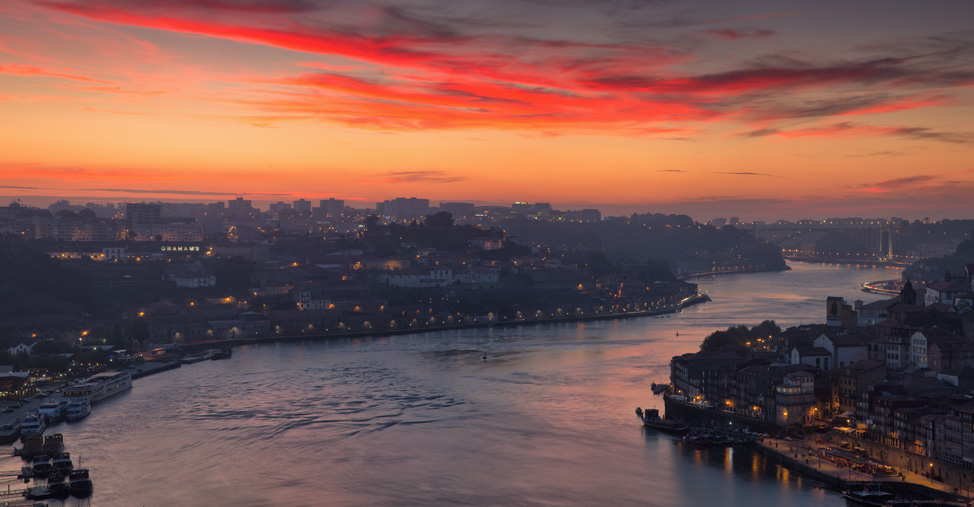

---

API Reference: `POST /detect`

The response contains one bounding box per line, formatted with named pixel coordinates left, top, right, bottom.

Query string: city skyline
left=2, top=0, right=973, bottom=220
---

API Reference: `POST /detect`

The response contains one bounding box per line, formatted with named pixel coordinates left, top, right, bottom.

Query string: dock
left=0, top=434, right=91, bottom=505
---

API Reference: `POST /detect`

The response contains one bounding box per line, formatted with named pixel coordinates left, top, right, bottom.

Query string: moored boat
left=65, top=396, right=91, bottom=421
left=48, top=477, right=70, bottom=499
left=636, top=407, right=689, bottom=434
left=31, top=454, right=52, bottom=478
left=17, top=434, right=44, bottom=460
left=211, top=348, right=232, bottom=360
left=68, top=468, right=93, bottom=498
left=20, top=413, right=47, bottom=438
left=37, top=398, right=70, bottom=422
left=63, top=371, right=132, bottom=403
left=0, top=421, right=21, bottom=444
left=23, top=485, right=53, bottom=500
left=841, top=484, right=896, bottom=506
left=52, top=451, right=73, bottom=474
left=42, top=433, right=64, bottom=455
left=682, top=431, right=733, bottom=446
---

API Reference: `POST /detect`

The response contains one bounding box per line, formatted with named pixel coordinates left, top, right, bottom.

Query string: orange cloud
left=0, top=62, right=111, bottom=83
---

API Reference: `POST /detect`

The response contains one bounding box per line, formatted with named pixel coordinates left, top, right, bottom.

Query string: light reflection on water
left=44, top=261, right=895, bottom=506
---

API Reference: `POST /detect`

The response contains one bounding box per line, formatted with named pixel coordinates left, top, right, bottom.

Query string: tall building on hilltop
left=376, top=197, right=429, bottom=221
left=125, top=202, right=161, bottom=228
left=315, top=198, right=344, bottom=219
left=227, top=197, right=257, bottom=221
left=269, top=201, right=292, bottom=218
left=293, top=199, right=312, bottom=214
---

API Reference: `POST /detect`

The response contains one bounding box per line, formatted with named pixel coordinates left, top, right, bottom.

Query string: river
left=9, top=261, right=901, bottom=506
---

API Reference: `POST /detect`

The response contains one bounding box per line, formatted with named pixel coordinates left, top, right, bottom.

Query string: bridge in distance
left=747, top=220, right=897, bottom=260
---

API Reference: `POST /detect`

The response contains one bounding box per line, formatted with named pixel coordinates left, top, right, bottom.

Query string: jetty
left=1, top=434, right=92, bottom=503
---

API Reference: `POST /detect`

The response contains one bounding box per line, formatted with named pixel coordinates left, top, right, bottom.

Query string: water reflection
left=44, top=262, right=890, bottom=506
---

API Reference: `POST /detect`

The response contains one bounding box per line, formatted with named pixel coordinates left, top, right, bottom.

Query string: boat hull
left=642, top=420, right=689, bottom=435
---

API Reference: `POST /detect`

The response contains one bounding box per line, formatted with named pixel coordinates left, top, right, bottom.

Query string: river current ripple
left=22, top=261, right=899, bottom=506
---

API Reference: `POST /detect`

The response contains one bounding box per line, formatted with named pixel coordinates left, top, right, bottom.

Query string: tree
left=364, top=215, right=380, bottom=230
left=110, top=323, right=126, bottom=347
left=212, top=256, right=256, bottom=291
left=131, top=319, right=149, bottom=349
left=752, top=320, right=781, bottom=340
left=78, top=208, right=97, bottom=222
left=30, top=340, right=69, bottom=355
left=699, top=321, right=780, bottom=351
left=424, top=211, right=454, bottom=229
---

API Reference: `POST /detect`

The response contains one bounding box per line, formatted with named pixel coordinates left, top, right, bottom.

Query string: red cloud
left=25, top=0, right=974, bottom=138
left=0, top=62, right=111, bottom=84
left=703, top=28, right=776, bottom=41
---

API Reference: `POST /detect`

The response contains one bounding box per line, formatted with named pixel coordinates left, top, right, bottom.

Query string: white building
left=166, top=272, right=216, bottom=288
left=133, top=222, right=204, bottom=242
left=386, top=269, right=453, bottom=288
left=813, top=333, right=869, bottom=369
left=7, top=343, right=33, bottom=355
left=910, top=331, right=930, bottom=369
left=293, top=287, right=333, bottom=311
left=454, top=268, right=501, bottom=285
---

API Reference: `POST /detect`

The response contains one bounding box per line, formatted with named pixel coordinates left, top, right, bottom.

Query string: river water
left=10, top=261, right=901, bottom=506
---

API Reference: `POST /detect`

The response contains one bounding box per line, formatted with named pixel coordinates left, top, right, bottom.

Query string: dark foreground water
left=10, top=262, right=900, bottom=506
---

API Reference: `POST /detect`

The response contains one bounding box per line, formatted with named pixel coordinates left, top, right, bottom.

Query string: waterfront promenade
left=755, top=435, right=967, bottom=502
left=182, top=293, right=711, bottom=350
left=0, top=359, right=180, bottom=431
left=665, top=395, right=967, bottom=502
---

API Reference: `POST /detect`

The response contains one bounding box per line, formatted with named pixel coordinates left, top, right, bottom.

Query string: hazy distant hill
left=0, top=240, right=99, bottom=318
left=500, top=215, right=785, bottom=270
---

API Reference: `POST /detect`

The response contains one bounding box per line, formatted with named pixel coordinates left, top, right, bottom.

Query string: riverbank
left=180, top=293, right=711, bottom=351
left=664, top=395, right=966, bottom=503
left=753, top=436, right=964, bottom=503
left=38, top=260, right=893, bottom=506
left=783, top=256, right=913, bottom=268
left=861, top=278, right=901, bottom=296
left=681, top=265, right=789, bottom=280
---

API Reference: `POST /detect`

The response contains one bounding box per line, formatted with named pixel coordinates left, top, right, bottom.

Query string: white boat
left=37, top=399, right=70, bottom=421
left=65, top=397, right=91, bottom=421
left=20, top=414, right=47, bottom=437
left=62, top=371, right=132, bottom=403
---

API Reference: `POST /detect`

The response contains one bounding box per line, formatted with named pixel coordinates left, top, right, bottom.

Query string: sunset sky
left=2, top=0, right=973, bottom=220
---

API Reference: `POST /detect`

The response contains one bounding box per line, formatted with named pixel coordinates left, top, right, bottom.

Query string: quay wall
left=663, top=395, right=785, bottom=435
left=666, top=397, right=962, bottom=500
left=835, top=434, right=974, bottom=495
left=782, top=257, right=912, bottom=268
left=751, top=443, right=846, bottom=489
left=183, top=294, right=711, bottom=351
left=130, top=360, right=180, bottom=380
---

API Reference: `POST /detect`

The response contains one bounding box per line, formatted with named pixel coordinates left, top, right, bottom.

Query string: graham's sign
left=160, top=246, right=201, bottom=252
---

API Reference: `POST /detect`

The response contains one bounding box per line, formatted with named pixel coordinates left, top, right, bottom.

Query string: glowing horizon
left=2, top=0, right=973, bottom=221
